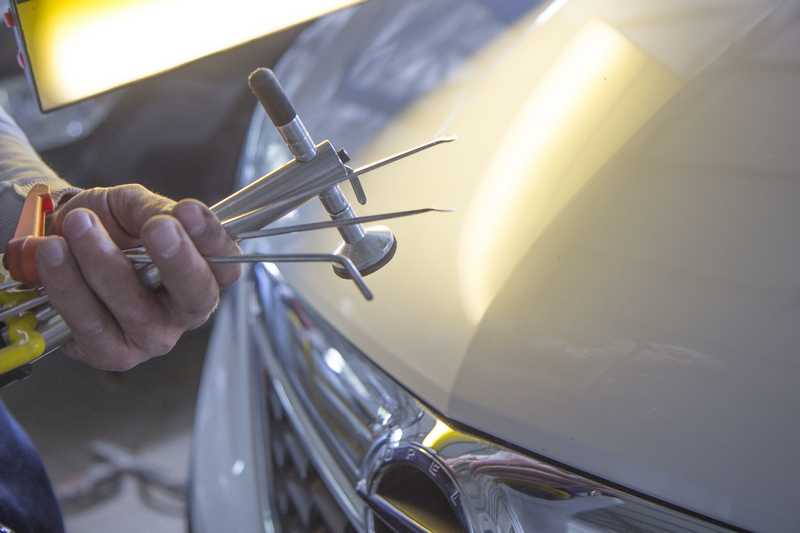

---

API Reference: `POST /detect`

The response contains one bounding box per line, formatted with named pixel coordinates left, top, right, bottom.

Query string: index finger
left=52, top=184, right=174, bottom=249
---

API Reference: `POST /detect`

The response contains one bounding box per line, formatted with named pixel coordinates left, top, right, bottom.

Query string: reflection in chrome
left=252, top=265, right=733, bottom=532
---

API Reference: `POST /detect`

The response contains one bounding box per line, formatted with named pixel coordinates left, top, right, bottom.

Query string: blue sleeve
left=0, top=402, right=64, bottom=533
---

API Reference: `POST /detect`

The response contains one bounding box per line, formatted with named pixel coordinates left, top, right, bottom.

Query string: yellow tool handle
left=0, top=313, right=46, bottom=374
left=0, top=289, right=37, bottom=306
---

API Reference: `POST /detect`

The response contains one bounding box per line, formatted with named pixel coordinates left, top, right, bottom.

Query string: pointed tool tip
left=353, top=136, right=458, bottom=177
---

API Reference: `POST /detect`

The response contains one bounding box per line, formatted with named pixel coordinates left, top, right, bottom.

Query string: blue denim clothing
left=0, top=402, right=63, bottom=533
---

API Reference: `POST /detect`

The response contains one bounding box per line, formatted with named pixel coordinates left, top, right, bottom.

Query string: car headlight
left=252, top=265, right=730, bottom=533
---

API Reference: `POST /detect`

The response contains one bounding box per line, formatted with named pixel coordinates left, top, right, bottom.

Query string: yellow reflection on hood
left=460, top=19, right=681, bottom=324
left=422, top=419, right=455, bottom=450
left=15, top=0, right=363, bottom=111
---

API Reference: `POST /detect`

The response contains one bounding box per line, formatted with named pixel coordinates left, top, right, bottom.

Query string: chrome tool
left=0, top=67, right=454, bottom=386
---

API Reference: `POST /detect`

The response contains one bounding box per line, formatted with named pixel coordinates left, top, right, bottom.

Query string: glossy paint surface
left=191, top=279, right=272, bottom=532
left=241, top=0, right=799, bottom=530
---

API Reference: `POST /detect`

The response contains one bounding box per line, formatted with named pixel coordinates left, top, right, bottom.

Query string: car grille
left=266, top=381, right=360, bottom=533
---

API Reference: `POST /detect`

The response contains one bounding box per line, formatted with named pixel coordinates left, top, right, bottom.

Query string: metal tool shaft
left=352, top=137, right=456, bottom=177
left=210, top=140, right=344, bottom=223
left=235, top=208, right=450, bottom=240
left=0, top=280, right=23, bottom=291
left=128, top=253, right=372, bottom=300
left=0, top=294, right=48, bottom=322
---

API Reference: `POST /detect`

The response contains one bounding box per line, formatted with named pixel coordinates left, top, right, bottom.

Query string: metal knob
left=248, top=68, right=397, bottom=277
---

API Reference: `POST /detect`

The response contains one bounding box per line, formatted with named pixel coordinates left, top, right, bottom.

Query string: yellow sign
left=12, top=0, right=363, bottom=111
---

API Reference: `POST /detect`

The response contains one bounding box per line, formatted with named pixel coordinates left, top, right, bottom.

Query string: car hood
left=245, top=1, right=799, bottom=530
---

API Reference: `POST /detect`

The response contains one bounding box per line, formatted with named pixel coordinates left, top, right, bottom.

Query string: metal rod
left=0, top=294, right=49, bottom=322
left=34, top=306, right=59, bottom=324
left=351, top=137, right=456, bottom=177
left=126, top=253, right=372, bottom=300
left=115, top=208, right=450, bottom=263
left=41, top=317, right=70, bottom=349
left=235, top=208, right=451, bottom=241
left=0, top=280, right=24, bottom=291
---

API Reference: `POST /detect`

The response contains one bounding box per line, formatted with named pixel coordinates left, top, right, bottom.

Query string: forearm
left=0, top=106, right=78, bottom=250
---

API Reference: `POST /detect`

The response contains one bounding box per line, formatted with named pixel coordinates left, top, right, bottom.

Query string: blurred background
left=0, top=8, right=304, bottom=532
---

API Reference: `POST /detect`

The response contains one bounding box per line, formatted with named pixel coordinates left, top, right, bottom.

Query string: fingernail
left=148, top=218, right=182, bottom=258
left=177, top=202, right=207, bottom=237
left=38, top=238, right=65, bottom=267
left=64, top=210, right=93, bottom=240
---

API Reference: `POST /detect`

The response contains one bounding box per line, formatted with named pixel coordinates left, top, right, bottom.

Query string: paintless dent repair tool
left=0, top=68, right=454, bottom=386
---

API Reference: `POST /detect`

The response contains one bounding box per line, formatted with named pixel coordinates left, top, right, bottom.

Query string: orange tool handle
left=3, top=184, right=54, bottom=287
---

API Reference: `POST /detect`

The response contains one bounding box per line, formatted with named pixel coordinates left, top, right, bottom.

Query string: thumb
left=52, top=185, right=174, bottom=248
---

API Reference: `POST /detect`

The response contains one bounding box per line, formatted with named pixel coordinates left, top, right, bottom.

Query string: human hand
left=35, top=184, right=240, bottom=370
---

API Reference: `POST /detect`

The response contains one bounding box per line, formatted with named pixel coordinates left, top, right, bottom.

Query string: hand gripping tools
left=0, top=67, right=454, bottom=386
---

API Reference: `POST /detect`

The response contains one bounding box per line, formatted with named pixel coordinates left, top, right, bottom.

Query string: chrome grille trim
left=267, top=384, right=353, bottom=532
left=252, top=323, right=366, bottom=530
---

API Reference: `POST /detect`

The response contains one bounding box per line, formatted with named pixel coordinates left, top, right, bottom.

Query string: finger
left=52, top=185, right=174, bottom=248
left=142, top=214, right=219, bottom=329
left=62, top=208, right=178, bottom=357
left=106, top=184, right=174, bottom=237
left=36, top=236, right=134, bottom=370
left=173, top=199, right=242, bottom=287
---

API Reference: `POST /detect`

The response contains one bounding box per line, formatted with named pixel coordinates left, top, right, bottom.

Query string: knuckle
left=118, top=183, right=149, bottom=197
left=74, top=317, right=106, bottom=338
left=121, top=305, right=153, bottom=331
left=144, top=213, right=180, bottom=234
left=119, top=306, right=155, bottom=334
left=175, top=197, right=203, bottom=211
left=110, top=184, right=145, bottom=208
left=111, top=184, right=173, bottom=222
left=126, top=326, right=178, bottom=358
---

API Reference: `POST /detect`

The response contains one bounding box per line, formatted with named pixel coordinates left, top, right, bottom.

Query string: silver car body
left=192, top=1, right=799, bottom=531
